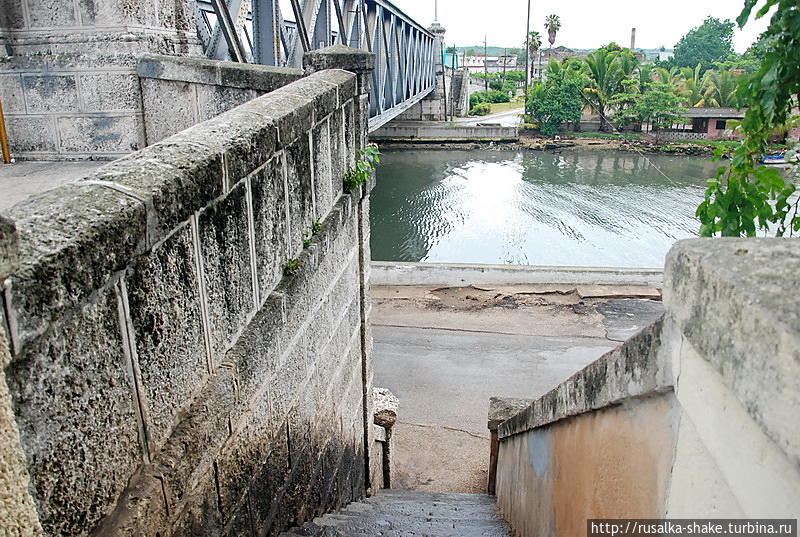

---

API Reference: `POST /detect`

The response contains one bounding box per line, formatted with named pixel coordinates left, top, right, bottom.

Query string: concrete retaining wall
left=370, top=122, right=518, bottom=142
left=0, top=54, right=377, bottom=537
left=494, top=238, right=800, bottom=535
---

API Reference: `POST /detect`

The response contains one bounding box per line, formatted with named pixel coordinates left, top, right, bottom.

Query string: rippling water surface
left=370, top=149, right=718, bottom=268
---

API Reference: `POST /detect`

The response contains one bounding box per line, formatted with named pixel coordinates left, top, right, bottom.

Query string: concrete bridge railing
left=490, top=238, right=800, bottom=536
left=0, top=47, right=381, bottom=537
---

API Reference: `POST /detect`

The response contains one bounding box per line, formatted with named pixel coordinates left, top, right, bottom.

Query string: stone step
left=283, top=490, right=511, bottom=537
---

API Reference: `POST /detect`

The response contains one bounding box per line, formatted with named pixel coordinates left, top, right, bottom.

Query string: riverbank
left=374, top=132, right=782, bottom=158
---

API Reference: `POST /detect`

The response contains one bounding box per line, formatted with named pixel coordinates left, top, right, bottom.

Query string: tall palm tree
left=702, top=70, right=738, bottom=107
left=544, top=14, right=561, bottom=62
left=528, top=31, right=542, bottom=81
left=583, top=48, right=624, bottom=131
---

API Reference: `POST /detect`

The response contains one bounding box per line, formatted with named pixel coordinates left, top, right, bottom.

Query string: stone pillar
left=0, top=216, right=43, bottom=536
left=303, top=44, right=375, bottom=151
left=487, top=397, right=533, bottom=495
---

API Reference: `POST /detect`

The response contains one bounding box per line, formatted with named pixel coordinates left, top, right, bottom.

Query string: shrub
left=470, top=103, right=492, bottom=116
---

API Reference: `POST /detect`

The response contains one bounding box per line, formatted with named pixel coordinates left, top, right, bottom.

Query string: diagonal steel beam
left=209, top=0, right=248, bottom=61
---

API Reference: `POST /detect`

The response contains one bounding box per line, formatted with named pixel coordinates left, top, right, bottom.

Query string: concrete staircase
left=280, top=490, right=511, bottom=537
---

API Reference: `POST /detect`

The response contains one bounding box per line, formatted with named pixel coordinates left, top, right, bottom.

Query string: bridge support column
left=393, top=21, right=447, bottom=122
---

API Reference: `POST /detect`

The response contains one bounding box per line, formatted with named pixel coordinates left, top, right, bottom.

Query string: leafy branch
left=343, top=144, right=381, bottom=191
left=696, top=0, right=800, bottom=237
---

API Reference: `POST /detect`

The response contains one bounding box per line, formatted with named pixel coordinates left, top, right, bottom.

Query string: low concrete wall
left=494, top=238, right=800, bottom=536
left=370, top=122, right=518, bottom=142
left=371, top=261, right=663, bottom=287
left=0, top=48, right=378, bottom=537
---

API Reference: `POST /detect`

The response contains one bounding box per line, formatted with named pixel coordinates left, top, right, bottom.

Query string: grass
left=488, top=101, right=525, bottom=114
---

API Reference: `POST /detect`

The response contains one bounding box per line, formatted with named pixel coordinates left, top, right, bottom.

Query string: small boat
left=763, top=153, right=799, bottom=168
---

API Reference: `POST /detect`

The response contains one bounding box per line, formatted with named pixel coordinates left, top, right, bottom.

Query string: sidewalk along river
left=370, top=149, right=718, bottom=268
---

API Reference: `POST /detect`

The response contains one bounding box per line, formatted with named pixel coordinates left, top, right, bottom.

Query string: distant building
left=464, top=55, right=518, bottom=74
left=655, top=108, right=746, bottom=140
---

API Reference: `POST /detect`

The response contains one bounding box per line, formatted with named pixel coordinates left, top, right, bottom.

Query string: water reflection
left=370, top=149, right=717, bottom=268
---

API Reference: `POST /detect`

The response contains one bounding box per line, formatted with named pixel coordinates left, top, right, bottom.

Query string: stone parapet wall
left=494, top=238, right=800, bottom=536
left=1, top=59, right=376, bottom=537
left=137, top=55, right=304, bottom=145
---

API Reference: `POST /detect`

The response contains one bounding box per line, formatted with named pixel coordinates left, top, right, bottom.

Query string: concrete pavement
left=454, top=107, right=524, bottom=127
left=0, top=161, right=105, bottom=211
left=371, top=283, right=664, bottom=492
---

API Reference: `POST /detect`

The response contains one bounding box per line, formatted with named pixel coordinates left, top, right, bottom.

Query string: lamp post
left=524, top=0, right=531, bottom=103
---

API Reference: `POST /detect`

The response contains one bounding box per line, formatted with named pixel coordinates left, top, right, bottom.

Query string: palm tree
left=701, top=70, right=738, bottom=108
left=583, top=48, right=624, bottom=131
left=528, top=31, right=542, bottom=81
left=544, top=14, right=561, bottom=62
left=678, top=65, right=704, bottom=107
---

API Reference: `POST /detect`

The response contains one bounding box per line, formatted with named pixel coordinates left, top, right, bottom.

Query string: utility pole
left=484, top=34, right=488, bottom=91
left=524, top=0, right=531, bottom=102
left=502, top=47, right=507, bottom=82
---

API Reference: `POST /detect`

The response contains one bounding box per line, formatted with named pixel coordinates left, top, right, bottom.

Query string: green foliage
left=611, top=82, right=686, bottom=130
left=526, top=65, right=584, bottom=135
left=311, top=220, right=324, bottom=233
left=470, top=90, right=510, bottom=108
left=673, top=16, right=735, bottom=70
left=696, top=0, right=800, bottom=237
left=284, top=258, right=303, bottom=276
left=343, top=143, right=381, bottom=191
left=469, top=102, right=492, bottom=116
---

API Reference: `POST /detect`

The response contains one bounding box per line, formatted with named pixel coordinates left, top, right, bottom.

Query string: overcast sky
left=391, top=0, right=770, bottom=53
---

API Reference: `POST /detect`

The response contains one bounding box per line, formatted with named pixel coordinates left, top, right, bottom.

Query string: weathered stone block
left=5, top=286, right=142, bottom=537
left=168, top=469, right=224, bottom=537
left=80, top=73, right=140, bottom=112
left=22, top=74, right=78, bottom=112
left=0, top=215, right=18, bottom=282
left=155, top=0, right=193, bottom=31
left=273, top=72, right=344, bottom=120
left=302, top=45, right=375, bottom=82
left=0, top=74, right=26, bottom=114
left=92, top=472, right=169, bottom=537
left=218, top=62, right=303, bottom=91
left=26, top=0, right=78, bottom=27
left=198, top=180, right=255, bottom=359
left=57, top=115, right=144, bottom=154
left=0, top=339, right=43, bottom=537
left=312, top=118, right=334, bottom=221
left=6, top=116, right=57, bottom=154
left=373, top=387, right=398, bottom=428
left=87, top=138, right=224, bottom=236
left=270, top=344, right=311, bottom=426
left=0, top=0, right=26, bottom=29
left=217, top=390, right=282, bottom=519
left=284, top=135, right=315, bottom=254
left=245, top=91, right=314, bottom=147
left=248, top=428, right=290, bottom=533
left=6, top=184, right=146, bottom=346
left=330, top=105, right=346, bottom=194
left=140, top=78, right=197, bottom=144
left=189, top=102, right=279, bottom=183
left=250, top=158, right=289, bottom=301
left=154, top=368, right=235, bottom=510
left=195, top=84, right=257, bottom=123
left=226, top=293, right=284, bottom=413
left=125, top=223, right=207, bottom=453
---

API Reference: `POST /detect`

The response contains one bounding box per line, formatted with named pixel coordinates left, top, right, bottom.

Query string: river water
left=370, top=149, right=719, bottom=268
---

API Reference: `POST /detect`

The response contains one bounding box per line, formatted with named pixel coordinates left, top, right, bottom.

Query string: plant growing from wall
left=284, top=258, right=303, bottom=276
left=343, top=143, right=381, bottom=191
left=696, top=0, right=800, bottom=237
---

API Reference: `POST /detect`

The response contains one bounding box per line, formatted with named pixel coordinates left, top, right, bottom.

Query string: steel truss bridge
left=195, top=0, right=436, bottom=130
